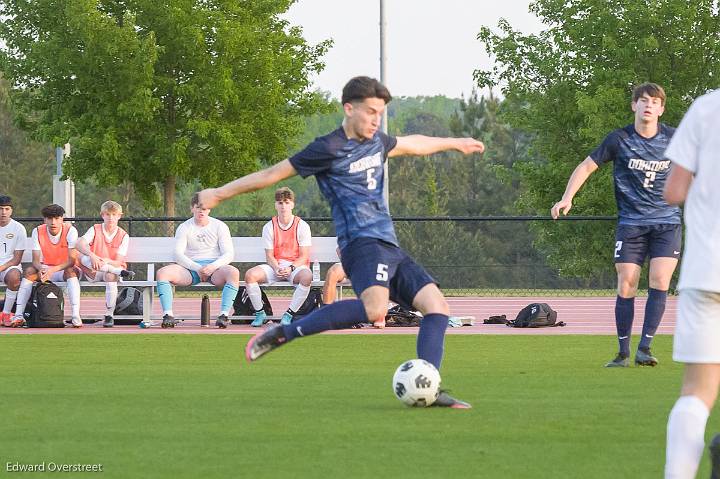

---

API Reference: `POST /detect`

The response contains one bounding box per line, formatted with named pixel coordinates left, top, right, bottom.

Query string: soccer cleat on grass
left=161, top=314, right=177, bottom=329
left=250, top=310, right=267, bottom=327
left=710, top=433, right=720, bottom=479
left=635, top=347, right=658, bottom=367
left=216, top=314, right=229, bottom=329
left=103, top=315, right=114, bottom=328
left=0, top=311, right=12, bottom=327
left=604, top=353, right=630, bottom=368
left=245, top=325, right=288, bottom=362
left=280, top=311, right=294, bottom=326
left=119, top=269, right=136, bottom=281
left=431, top=390, right=472, bottom=409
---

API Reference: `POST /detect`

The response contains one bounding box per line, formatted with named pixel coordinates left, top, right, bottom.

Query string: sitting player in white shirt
left=0, top=196, right=28, bottom=327
left=155, top=193, right=240, bottom=329
left=247, top=187, right=312, bottom=327
left=75, top=200, right=135, bottom=328
left=13, top=204, right=83, bottom=327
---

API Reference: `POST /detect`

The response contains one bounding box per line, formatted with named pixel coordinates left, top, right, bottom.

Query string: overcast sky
left=284, top=0, right=545, bottom=99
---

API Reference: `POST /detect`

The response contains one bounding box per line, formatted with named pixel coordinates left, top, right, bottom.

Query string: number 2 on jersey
left=366, top=168, right=377, bottom=190
left=643, top=171, right=656, bottom=188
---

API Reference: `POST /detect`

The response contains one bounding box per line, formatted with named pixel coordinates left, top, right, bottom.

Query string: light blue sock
left=220, top=284, right=239, bottom=315
left=157, top=281, right=173, bottom=314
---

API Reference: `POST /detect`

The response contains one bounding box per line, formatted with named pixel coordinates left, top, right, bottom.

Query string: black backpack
left=113, top=287, right=144, bottom=325
left=385, top=305, right=422, bottom=327
left=507, top=303, right=565, bottom=328
left=24, top=281, right=64, bottom=328
left=231, top=286, right=273, bottom=320
left=294, top=286, right=323, bottom=316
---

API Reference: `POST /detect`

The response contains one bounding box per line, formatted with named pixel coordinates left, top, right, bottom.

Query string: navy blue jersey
left=289, top=127, right=398, bottom=249
left=590, top=123, right=681, bottom=226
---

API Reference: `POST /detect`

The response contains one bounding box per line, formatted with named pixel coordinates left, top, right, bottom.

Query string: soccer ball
left=392, top=359, right=441, bottom=407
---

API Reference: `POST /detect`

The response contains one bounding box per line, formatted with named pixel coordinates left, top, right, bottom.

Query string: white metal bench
left=13, top=236, right=342, bottom=322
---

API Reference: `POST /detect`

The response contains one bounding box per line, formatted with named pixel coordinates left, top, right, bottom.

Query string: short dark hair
left=275, top=187, right=294, bottom=202
left=191, top=193, right=200, bottom=207
left=632, top=82, right=666, bottom=105
left=0, top=195, right=12, bottom=207
left=41, top=204, right=65, bottom=218
left=341, top=76, right=392, bottom=105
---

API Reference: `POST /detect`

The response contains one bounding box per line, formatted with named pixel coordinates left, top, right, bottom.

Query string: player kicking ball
left=199, top=76, right=484, bottom=408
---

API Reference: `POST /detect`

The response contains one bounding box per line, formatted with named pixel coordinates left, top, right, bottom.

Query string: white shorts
left=0, top=265, right=22, bottom=284
left=258, top=264, right=309, bottom=284
left=673, top=289, right=720, bottom=364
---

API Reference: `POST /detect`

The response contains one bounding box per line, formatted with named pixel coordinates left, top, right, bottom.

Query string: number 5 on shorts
left=614, top=241, right=622, bottom=259
left=376, top=264, right=388, bottom=281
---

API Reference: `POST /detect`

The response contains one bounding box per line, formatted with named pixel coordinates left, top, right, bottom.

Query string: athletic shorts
left=673, top=289, right=720, bottom=364
left=0, top=265, right=22, bottom=284
left=340, top=237, right=436, bottom=310
left=258, top=264, right=309, bottom=284
left=188, top=259, right=217, bottom=285
left=614, top=224, right=682, bottom=265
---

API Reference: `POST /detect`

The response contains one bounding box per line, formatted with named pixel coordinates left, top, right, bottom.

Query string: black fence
left=16, top=215, right=653, bottom=297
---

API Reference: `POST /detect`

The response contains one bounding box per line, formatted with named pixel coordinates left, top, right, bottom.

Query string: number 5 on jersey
left=376, top=263, right=388, bottom=282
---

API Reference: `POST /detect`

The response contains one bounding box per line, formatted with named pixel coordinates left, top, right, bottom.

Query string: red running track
left=0, top=296, right=676, bottom=336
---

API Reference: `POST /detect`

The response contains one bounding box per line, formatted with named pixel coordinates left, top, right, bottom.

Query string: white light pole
left=52, top=143, right=75, bottom=218
left=380, top=0, right=389, bottom=209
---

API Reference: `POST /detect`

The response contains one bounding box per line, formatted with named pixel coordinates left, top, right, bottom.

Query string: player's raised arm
left=388, top=135, right=485, bottom=158
left=550, top=157, right=599, bottom=219
left=198, top=159, right=298, bottom=209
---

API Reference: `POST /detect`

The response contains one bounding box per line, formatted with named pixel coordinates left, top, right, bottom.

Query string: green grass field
left=1, top=334, right=715, bottom=478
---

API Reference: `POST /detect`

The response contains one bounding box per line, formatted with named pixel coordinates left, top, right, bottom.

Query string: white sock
left=164, top=310, right=174, bottom=317
left=246, top=282, right=263, bottom=311
left=665, top=395, right=710, bottom=479
left=105, top=282, right=118, bottom=316
left=66, top=277, right=81, bottom=318
left=288, top=284, right=311, bottom=313
left=14, top=278, right=34, bottom=317
left=3, top=289, right=18, bottom=313
left=100, top=264, right=123, bottom=275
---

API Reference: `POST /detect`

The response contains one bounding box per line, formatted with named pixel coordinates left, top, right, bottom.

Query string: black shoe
left=245, top=325, right=288, bottom=362
left=605, top=353, right=630, bottom=368
left=431, top=390, right=472, bottom=409
left=103, top=315, right=114, bottom=328
left=120, top=269, right=135, bottom=280
left=710, top=433, right=720, bottom=479
left=635, top=347, right=658, bottom=367
left=216, top=314, right=229, bottom=329
left=161, top=314, right=177, bottom=329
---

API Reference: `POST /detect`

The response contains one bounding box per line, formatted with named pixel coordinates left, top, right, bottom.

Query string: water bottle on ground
left=200, top=294, right=210, bottom=327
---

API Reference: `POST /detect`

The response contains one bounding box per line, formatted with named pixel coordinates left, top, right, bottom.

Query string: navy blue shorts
left=614, top=224, right=682, bottom=265
left=340, top=237, right=436, bottom=310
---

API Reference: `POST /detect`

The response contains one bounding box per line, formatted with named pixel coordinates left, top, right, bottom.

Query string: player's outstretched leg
left=245, top=299, right=368, bottom=362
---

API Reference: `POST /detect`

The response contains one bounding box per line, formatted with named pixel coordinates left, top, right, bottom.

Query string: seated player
left=155, top=193, right=239, bottom=329
left=0, top=196, right=27, bottom=327
left=13, top=204, right=83, bottom=327
left=246, top=187, right=312, bottom=327
left=75, top=200, right=135, bottom=328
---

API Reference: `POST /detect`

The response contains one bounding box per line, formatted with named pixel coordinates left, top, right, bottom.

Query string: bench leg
left=143, top=287, right=152, bottom=323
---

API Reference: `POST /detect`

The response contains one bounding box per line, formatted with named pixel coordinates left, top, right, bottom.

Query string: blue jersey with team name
left=590, top=123, right=681, bottom=226
left=289, top=127, right=398, bottom=249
